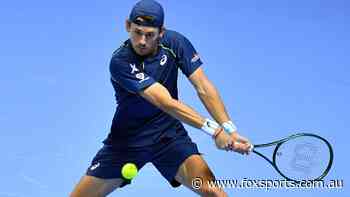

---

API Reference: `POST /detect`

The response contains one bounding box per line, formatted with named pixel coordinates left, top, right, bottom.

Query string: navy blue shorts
left=86, top=132, right=200, bottom=188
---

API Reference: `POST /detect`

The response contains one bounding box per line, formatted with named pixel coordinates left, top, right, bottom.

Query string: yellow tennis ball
left=121, top=163, right=138, bottom=180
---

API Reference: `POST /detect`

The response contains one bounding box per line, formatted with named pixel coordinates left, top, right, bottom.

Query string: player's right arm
left=139, top=82, right=233, bottom=150
left=140, top=82, right=203, bottom=128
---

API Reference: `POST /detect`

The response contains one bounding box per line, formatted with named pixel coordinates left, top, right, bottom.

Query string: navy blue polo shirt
left=103, top=30, right=203, bottom=147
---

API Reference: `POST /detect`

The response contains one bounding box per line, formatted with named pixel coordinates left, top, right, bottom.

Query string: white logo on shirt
left=90, top=162, right=100, bottom=171
left=130, top=63, right=149, bottom=83
left=130, top=63, right=139, bottom=74
left=136, top=73, right=150, bottom=83
left=160, top=55, right=167, bottom=66
left=191, top=54, right=200, bottom=63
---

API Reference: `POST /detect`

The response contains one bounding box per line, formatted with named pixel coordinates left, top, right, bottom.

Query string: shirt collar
left=126, top=40, right=163, bottom=64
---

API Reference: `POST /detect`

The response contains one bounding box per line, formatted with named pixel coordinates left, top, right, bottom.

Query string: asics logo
left=160, top=55, right=167, bottom=66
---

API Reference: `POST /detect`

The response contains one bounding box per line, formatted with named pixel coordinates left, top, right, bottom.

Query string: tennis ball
left=121, top=163, right=138, bottom=180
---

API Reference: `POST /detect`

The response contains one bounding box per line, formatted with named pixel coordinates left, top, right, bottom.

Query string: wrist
left=212, top=128, right=223, bottom=139
left=222, top=120, right=238, bottom=134
left=201, top=118, right=219, bottom=136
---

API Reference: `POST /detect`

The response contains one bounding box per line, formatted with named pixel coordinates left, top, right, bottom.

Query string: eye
left=146, top=33, right=155, bottom=39
left=134, top=30, right=143, bottom=36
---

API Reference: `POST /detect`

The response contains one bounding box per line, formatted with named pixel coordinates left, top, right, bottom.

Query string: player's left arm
left=166, top=30, right=250, bottom=152
left=188, top=67, right=230, bottom=124
left=189, top=67, right=252, bottom=151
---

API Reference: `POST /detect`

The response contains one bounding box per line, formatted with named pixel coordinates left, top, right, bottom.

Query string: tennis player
left=70, top=0, right=251, bottom=196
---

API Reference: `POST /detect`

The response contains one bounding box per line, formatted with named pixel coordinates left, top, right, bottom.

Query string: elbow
left=196, top=85, right=219, bottom=102
left=195, top=81, right=214, bottom=98
left=196, top=86, right=210, bottom=98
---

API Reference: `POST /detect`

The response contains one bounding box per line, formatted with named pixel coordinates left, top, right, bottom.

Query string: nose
left=139, top=35, right=146, bottom=46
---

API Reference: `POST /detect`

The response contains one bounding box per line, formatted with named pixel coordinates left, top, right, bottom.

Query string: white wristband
left=201, top=119, right=219, bottom=136
left=222, top=120, right=238, bottom=134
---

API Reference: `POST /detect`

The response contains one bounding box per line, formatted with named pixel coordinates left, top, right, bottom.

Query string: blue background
left=0, top=0, right=348, bottom=196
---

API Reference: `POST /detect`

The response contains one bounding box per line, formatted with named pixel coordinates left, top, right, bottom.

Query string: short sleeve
left=110, top=58, right=156, bottom=94
left=162, top=31, right=203, bottom=78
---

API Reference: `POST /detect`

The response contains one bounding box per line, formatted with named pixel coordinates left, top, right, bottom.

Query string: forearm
left=140, top=83, right=206, bottom=129
left=141, top=82, right=225, bottom=137
left=197, top=80, right=231, bottom=124
left=188, top=68, right=238, bottom=134
left=162, top=98, right=205, bottom=129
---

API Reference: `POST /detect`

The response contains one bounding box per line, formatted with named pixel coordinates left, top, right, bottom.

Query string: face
left=126, top=20, right=164, bottom=56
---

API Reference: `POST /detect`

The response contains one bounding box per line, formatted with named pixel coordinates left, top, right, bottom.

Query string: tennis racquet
left=249, top=133, right=333, bottom=182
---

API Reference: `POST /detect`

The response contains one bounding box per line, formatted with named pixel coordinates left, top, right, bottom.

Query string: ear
left=126, top=20, right=131, bottom=32
left=159, top=26, right=166, bottom=38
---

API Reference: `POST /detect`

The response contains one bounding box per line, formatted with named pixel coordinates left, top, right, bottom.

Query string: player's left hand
left=229, top=132, right=252, bottom=155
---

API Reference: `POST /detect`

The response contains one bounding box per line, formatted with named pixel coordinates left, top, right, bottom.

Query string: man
left=70, top=0, right=252, bottom=196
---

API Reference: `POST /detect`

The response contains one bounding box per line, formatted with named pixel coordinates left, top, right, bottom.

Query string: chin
left=137, top=50, right=151, bottom=57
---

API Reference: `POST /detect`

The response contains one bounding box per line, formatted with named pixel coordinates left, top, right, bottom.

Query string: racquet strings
left=274, top=136, right=331, bottom=181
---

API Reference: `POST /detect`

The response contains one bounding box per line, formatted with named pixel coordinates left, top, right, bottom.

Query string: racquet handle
left=249, top=144, right=254, bottom=152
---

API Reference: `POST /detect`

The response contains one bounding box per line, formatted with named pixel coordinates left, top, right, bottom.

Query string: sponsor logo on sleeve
left=130, top=63, right=139, bottom=74
left=90, top=162, right=100, bottom=171
left=191, top=53, right=200, bottom=63
left=136, top=72, right=150, bottom=83
left=130, top=63, right=149, bottom=83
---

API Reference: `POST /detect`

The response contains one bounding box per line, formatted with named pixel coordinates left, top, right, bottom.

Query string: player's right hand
left=214, top=127, right=233, bottom=151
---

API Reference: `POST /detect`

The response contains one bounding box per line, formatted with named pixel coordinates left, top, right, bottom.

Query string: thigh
left=174, top=154, right=215, bottom=193
left=70, top=175, right=123, bottom=197
left=175, top=155, right=227, bottom=197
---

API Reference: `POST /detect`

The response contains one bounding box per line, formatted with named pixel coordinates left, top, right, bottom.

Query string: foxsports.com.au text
left=191, top=177, right=343, bottom=190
